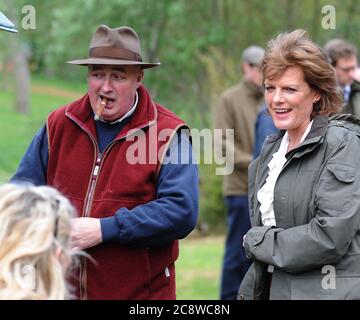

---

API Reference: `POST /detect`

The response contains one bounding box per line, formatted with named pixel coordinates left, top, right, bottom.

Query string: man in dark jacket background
left=11, top=24, right=198, bottom=300
left=324, top=38, right=360, bottom=117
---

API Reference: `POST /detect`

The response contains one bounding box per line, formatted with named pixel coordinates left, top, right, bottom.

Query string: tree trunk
left=286, top=0, right=297, bottom=30
left=13, top=44, right=30, bottom=114
left=311, top=0, right=321, bottom=41
left=5, top=0, right=31, bottom=114
left=1, top=57, right=11, bottom=91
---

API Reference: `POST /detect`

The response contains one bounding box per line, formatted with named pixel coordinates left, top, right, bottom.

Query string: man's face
left=334, top=55, right=358, bottom=87
left=243, top=63, right=263, bottom=88
left=87, top=65, right=144, bottom=121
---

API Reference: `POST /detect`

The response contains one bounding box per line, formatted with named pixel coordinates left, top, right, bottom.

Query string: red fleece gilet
left=46, top=85, right=187, bottom=299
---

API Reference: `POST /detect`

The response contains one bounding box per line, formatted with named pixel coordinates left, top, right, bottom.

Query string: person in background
left=11, top=24, right=198, bottom=300
left=0, top=184, right=76, bottom=299
left=215, top=45, right=265, bottom=300
left=324, top=38, right=360, bottom=117
left=239, top=29, right=360, bottom=300
left=253, top=102, right=278, bottom=159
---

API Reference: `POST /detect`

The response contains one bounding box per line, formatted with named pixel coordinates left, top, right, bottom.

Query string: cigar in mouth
left=94, top=98, right=107, bottom=121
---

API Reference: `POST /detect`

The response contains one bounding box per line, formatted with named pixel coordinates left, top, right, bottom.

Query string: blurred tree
left=1, top=0, right=30, bottom=113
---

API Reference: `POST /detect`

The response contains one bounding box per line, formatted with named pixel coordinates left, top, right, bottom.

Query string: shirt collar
left=343, top=84, right=351, bottom=93
left=300, top=120, right=313, bottom=143
left=343, top=85, right=351, bottom=103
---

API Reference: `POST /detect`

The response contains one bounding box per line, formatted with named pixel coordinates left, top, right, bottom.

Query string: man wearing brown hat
left=11, top=25, right=198, bottom=300
left=214, top=45, right=264, bottom=300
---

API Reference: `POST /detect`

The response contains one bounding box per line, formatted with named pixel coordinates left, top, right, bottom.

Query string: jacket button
left=239, top=294, right=245, bottom=300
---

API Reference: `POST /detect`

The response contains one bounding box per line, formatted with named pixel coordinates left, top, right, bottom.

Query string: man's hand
left=71, top=217, right=102, bottom=251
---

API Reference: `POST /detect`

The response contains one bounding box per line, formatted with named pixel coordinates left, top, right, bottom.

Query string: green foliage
left=0, top=76, right=82, bottom=182
left=3, top=0, right=360, bottom=122
left=198, top=163, right=226, bottom=233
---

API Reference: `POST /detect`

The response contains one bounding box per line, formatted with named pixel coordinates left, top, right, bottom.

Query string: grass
left=0, top=76, right=84, bottom=182
left=176, top=234, right=224, bottom=300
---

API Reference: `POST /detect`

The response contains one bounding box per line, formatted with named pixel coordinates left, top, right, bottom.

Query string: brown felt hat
left=67, top=25, right=160, bottom=69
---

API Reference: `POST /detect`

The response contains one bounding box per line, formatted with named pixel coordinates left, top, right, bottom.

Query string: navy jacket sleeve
left=10, top=126, right=48, bottom=185
left=253, top=105, right=278, bottom=159
left=100, top=130, right=199, bottom=247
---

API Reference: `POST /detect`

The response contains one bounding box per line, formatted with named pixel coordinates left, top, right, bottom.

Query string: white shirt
left=257, top=121, right=313, bottom=227
left=343, top=85, right=351, bottom=104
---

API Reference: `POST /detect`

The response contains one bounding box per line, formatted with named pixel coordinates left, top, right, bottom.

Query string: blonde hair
left=262, top=29, right=341, bottom=116
left=0, top=184, right=76, bottom=300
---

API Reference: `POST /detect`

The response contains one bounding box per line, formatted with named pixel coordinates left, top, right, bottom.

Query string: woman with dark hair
left=238, top=29, right=360, bottom=300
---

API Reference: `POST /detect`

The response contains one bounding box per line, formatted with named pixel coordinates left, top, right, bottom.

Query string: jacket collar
left=65, top=85, right=157, bottom=141
left=351, top=79, right=360, bottom=94
left=285, top=115, right=328, bottom=160
left=264, top=114, right=329, bottom=157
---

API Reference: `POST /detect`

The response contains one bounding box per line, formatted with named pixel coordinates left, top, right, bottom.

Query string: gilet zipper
left=79, top=152, right=102, bottom=300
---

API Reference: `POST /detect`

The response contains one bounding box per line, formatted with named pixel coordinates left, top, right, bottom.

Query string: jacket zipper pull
left=93, top=154, right=102, bottom=177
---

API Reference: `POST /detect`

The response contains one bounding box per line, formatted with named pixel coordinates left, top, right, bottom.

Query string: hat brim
left=0, top=25, right=18, bottom=33
left=67, top=58, right=160, bottom=69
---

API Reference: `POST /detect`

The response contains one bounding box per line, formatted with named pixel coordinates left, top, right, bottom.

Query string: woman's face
left=264, top=66, right=320, bottom=137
